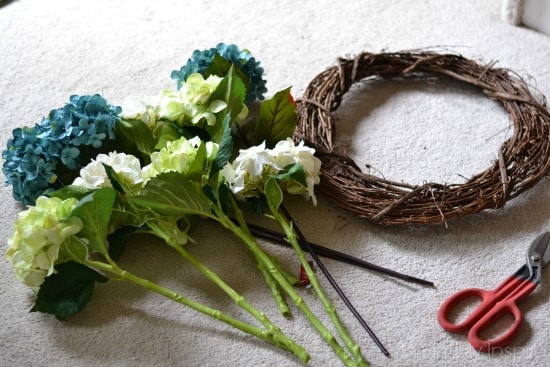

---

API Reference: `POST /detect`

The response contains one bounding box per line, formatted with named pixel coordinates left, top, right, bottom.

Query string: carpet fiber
left=1, top=1, right=549, bottom=366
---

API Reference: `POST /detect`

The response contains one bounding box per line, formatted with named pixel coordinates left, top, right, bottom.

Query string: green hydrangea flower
left=143, top=136, right=218, bottom=180
left=6, top=196, right=83, bottom=289
left=158, top=74, right=227, bottom=126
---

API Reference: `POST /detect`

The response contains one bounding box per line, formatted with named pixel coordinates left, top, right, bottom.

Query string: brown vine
left=295, top=51, right=550, bottom=226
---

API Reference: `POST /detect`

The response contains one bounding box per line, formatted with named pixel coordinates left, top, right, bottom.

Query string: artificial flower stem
left=271, top=206, right=370, bottom=365
left=82, top=259, right=308, bottom=361
left=144, top=221, right=307, bottom=360
left=212, top=204, right=359, bottom=367
left=256, top=258, right=292, bottom=317
left=279, top=205, right=390, bottom=358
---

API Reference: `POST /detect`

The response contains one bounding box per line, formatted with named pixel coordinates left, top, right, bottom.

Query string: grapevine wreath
left=295, top=51, right=550, bottom=226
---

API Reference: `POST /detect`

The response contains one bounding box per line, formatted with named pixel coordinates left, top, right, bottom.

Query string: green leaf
left=128, top=172, right=214, bottom=218
left=107, top=225, right=143, bottom=261
left=48, top=185, right=94, bottom=201
left=62, top=237, right=89, bottom=262
left=252, top=87, right=297, bottom=148
left=102, top=164, right=125, bottom=194
left=210, top=114, right=233, bottom=178
left=70, top=188, right=117, bottom=256
left=186, top=139, right=207, bottom=182
left=217, top=181, right=232, bottom=215
left=110, top=198, right=147, bottom=229
left=207, top=66, right=246, bottom=143
left=246, top=196, right=267, bottom=215
left=155, top=122, right=184, bottom=150
left=265, top=177, right=283, bottom=211
left=205, top=54, right=251, bottom=97
left=115, top=118, right=156, bottom=156
left=272, top=163, right=307, bottom=187
left=31, top=261, right=108, bottom=318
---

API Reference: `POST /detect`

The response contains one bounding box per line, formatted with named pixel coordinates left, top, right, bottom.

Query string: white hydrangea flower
left=6, top=196, right=83, bottom=289
left=270, top=139, right=321, bottom=204
left=221, top=138, right=321, bottom=204
left=73, top=152, right=144, bottom=190
left=120, top=95, right=161, bottom=129
left=221, top=141, right=272, bottom=199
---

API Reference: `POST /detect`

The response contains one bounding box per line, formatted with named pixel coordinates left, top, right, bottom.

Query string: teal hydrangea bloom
left=171, top=43, right=267, bottom=103
left=2, top=94, right=121, bottom=205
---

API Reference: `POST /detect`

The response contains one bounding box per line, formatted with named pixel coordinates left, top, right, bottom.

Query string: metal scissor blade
left=528, top=231, right=550, bottom=268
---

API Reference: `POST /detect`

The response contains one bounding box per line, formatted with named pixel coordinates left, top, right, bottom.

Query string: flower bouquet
left=3, top=44, right=368, bottom=366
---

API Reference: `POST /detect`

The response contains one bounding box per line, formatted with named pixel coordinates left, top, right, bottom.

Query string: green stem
left=146, top=221, right=308, bottom=362
left=212, top=204, right=358, bottom=367
left=270, top=208, right=368, bottom=366
left=83, top=259, right=308, bottom=361
left=256, top=257, right=292, bottom=317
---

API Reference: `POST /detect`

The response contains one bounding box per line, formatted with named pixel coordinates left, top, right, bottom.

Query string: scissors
left=437, top=232, right=550, bottom=352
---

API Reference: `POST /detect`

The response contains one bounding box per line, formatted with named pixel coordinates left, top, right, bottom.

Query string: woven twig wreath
left=295, top=51, right=550, bottom=226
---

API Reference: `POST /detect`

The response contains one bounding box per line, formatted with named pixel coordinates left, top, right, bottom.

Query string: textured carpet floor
left=1, top=1, right=549, bottom=366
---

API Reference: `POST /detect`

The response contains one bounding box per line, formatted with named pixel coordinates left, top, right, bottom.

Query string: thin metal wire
left=246, top=221, right=434, bottom=287
left=280, top=204, right=390, bottom=357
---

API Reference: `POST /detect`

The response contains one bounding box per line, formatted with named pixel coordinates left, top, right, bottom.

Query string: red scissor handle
left=437, top=287, right=496, bottom=333
left=467, top=279, right=537, bottom=353
left=437, top=273, right=523, bottom=333
left=437, top=273, right=537, bottom=352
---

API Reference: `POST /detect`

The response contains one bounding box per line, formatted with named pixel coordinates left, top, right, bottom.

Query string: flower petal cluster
left=72, top=152, right=144, bottom=190
left=120, top=95, right=161, bottom=130
left=171, top=43, right=267, bottom=103
left=158, top=74, right=227, bottom=126
left=143, top=136, right=219, bottom=179
left=122, top=74, right=228, bottom=128
left=2, top=95, right=120, bottom=205
left=221, top=138, right=321, bottom=204
left=6, top=196, right=83, bottom=289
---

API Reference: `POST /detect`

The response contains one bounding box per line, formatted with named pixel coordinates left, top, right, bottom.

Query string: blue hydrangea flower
left=2, top=94, right=121, bottom=205
left=171, top=43, right=267, bottom=103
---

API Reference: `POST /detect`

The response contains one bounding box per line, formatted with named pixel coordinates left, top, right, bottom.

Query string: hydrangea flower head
left=221, top=138, right=321, bottom=204
left=2, top=95, right=121, bottom=205
left=158, top=74, right=227, bottom=126
left=6, top=196, right=83, bottom=289
left=120, top=95, right=161, bottom=130
left=171, top=43, right=267, bottom=103
left=2, top=126, right=58, bottom=205
left=143, top=136, right=219, bottom=180
left=72, top=152, right=144, bottom=191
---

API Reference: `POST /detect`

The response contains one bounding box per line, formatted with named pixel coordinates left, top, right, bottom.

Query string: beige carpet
left=1, top=1, right=549, bottom=366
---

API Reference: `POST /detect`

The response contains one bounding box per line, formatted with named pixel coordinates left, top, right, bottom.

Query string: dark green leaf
left=31, top=261, right=108, bottom=318
left=217, top=181, right=232, bottom=215
left=252, top=87, right=297, bottom=147
left=210, top=114, right=233, bottom=178
left=128, top=172, right=213, bottom=218
left=102, top=164, right=125, bottom=194
left=246, top=196, right=267, bottom=215
left=70, top=188, right=117, bottom=256
left=265, top=177, right=283, bottom=211
left=272, top=163, right=307, bottom=187
left=107, top=225, right=143, bottom=261
left=115, top=118, right=156, bottom=156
